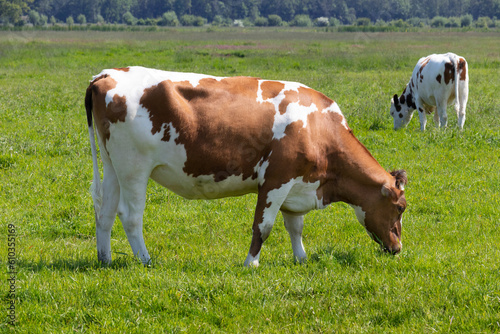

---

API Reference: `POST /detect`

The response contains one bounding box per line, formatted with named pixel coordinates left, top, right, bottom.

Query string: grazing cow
left=85, top=66, right=407, bottom=267
left=390, top=53, right=469, bottom=131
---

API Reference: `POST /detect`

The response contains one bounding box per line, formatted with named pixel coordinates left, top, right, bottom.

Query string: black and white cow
left=391, top=53, right=469, bottom=131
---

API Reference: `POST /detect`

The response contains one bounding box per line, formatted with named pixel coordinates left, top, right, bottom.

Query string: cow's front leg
left=282, top=211, right=307, bottom=263
left=244, top=183, right=294, bottom=267
left=416, top=101, right=427, bottom=131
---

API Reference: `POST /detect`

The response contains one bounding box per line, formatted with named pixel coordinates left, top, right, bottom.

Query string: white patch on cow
left=99, top=66, right=224, bottom=110
left=256, top=156, right=270, bottom=186
left=256, top=80, right=319, bottom=140
left=257, top=80, right=349, bottom=137
left=272, top=102, right=318, bottom=140
left=281, top=178, right=326, bottom=213
left=350, top=205, right=366, bottom=227
left=259, top=179, right=296, bottom=238
left=243, top=251, right=260, bottom=267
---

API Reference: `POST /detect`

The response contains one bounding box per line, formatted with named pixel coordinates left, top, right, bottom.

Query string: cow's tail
left=453, top=54, right=461, bottom=112
left=85, top=84, right=103, bottom=219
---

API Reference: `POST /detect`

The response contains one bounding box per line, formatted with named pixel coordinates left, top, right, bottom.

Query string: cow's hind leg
left=244, top=182, right=295, bottom=267
left=115, top=169, right=152, bottom=265
left=96, top=159, right=120, bottom=264
left=282, top=211, right=307, bottom=263
left=436, top=101, right=448, bottom=129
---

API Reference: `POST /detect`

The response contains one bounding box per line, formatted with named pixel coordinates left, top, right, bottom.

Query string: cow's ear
left=393, top=94, right=399, bottom=105
left=381, top=184, right=397, bottom=201
left=390, top=170, right=407, bottom=190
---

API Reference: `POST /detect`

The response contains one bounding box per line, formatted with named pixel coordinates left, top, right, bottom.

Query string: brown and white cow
left=391, top=53, right=469, bottom=131
left=85, top=66, right=407, bottom=267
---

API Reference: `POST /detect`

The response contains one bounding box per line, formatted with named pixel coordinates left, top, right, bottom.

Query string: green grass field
left=1, top=29, right=499, bottom=333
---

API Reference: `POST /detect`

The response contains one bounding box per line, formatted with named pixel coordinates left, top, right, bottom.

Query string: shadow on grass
left=309, top=245, right=393, bottom=267
left=309, top=246, right=360, bottom=267
left=16, top=253, right=141, bottom=272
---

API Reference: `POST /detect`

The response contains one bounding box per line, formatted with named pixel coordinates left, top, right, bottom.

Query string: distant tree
left=28, top=9, right=40, bottom=25
left=445, top=16, right=460, bottom=27
left=77, top=14, right=86, bottom=25
left=254, top=16, right=268, bottom=26
left=329, top=17, right=341, bottom=26
left=96, top=14, right=104, bottom=24
left=160, top=11, right=179, bottom=26
left=102, top=0, right=134, bottom=23
left=40, top=13, right=47, bottom=25
left=49, top=15, right=56, bottom=25
left=0, top=0, right=32, bottom=24
left=66, top=15, right=74, bottom=26
left=475, top=16, right=492, bottom=27
left=180, top=14, right=205, bottom=26
left=175, top=0, right=192, bottom=17
left=407, top=17, right=425, bottom=27
left=430, top=16, right=445, bottom=27
left=356, top=17, right=371, bottom=26
left=267, top=14, right=282, bottom=26
left=122, top=11, right=136, bottom=25
left=291, top=14, right=312, bottom=27
left=460, top=14, right=473, bottom=27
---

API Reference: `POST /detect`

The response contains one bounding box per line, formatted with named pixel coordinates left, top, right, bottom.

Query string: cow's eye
left=397, top=205, right=405, bottom=214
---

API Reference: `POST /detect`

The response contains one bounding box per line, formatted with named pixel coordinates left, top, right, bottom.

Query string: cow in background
left=391, top=53, right=469, bottom=131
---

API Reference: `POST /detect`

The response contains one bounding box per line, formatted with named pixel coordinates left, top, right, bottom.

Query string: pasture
left=0, top=29, right=499, bottom=332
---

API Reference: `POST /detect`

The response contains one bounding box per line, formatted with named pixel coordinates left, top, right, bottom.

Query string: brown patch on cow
left=444, top=62, right=455, bottom=85
left=298, top=86, right=333, bottom=112
left=88, top=74, right=128, bottom=143
left=458, top=58, right=467, bottom=81
left=261, top=81, right=285, bottom=100
left=279, top=90, right=299, bottom=114
left=113, top=67, right=130, bottom=72
left=420, top=56, right=431, bottom=69
left=141, top=76, right=276, bottom=182
left=436, top=74, right=442, bottom=83
left=276, top=86, right=332, bottom=115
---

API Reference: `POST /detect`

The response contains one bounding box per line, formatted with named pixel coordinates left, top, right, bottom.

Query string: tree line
left=1, top=0, right=499, bottom=27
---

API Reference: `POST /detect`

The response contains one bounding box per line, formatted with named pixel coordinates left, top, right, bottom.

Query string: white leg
left=433, top=107, right=440, bottom=126
left=96, top=162, right=120, bottom=264
left=244, top=181, right=295, bottom=267
left=116, top=173, right=151, bottom=265
left=282, top=211, right=307, bottom=263
left=437, top=102, right=448, bottom=128
left=416, top=101, right=427, bottom=131
left=418, top=110, right=427, bottom=131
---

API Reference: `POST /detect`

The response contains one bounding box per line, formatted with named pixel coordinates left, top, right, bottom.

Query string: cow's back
left=89, top=67, right=348, bottom=200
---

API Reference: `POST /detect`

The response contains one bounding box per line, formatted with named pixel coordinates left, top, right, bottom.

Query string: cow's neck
left=321, top=131, right=391, bottom=207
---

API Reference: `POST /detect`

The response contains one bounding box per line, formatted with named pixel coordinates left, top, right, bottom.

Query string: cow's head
left=353, top=170, right=407, bottom=254
left=390, top=94, right=414, bottom=130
